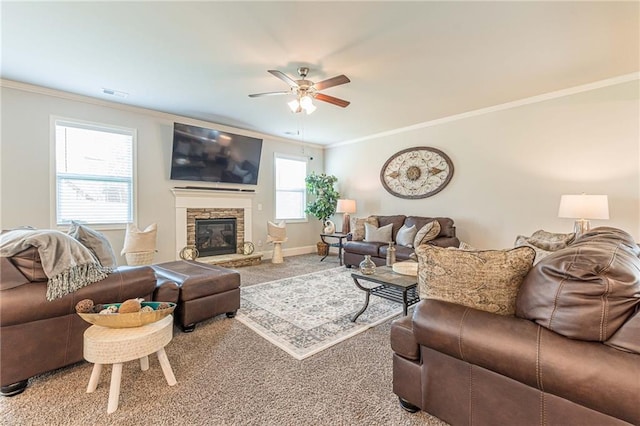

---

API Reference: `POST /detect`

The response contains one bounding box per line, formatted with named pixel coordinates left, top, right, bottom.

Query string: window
left=274, top=154, right=307, bottom=221
left=54, top=119, right=135, bottom=226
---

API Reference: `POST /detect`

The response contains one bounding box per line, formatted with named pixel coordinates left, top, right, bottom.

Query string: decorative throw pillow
left=396, top=224, right=417, bottom=247
left=416, top=245, right=536, bottom=316
left=267, top=220, right=287, bottom=241
left=350, top=216, right=378, bottom=241
left=364, top=222, right=393, bottom=243
left=414, top=220, right=441, bottom=248
left=121, top=223, right=157, bottom=255
left=514, top=235, right=553, bottom=264
left=68, top=221, right=117, bottom=268
left=530, top=230, right=575, bottom=250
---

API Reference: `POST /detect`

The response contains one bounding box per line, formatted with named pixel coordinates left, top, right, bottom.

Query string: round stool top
left=84, top=315, right=173, bottom=364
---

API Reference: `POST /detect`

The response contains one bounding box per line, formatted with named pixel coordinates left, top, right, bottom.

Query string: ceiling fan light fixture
left=304, top=103, right=316, bottom=114
left=299, top=95, right=313, bottom=109
left=288, top=99, right=300, bottom=112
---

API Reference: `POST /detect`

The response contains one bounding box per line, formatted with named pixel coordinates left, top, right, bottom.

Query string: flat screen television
left=170, top=122, right=263, bottom=185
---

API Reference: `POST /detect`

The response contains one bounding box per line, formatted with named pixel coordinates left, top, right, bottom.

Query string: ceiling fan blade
left=314, top=75, right=350, bottom=91
left=248, top=91, right=290, bottom=98
left=268, top=70, right=299, bottom=87
left=315, top=93, right=350, bottom=108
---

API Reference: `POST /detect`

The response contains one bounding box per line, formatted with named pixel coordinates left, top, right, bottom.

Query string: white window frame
left=50, top=116, right=138, bottom=230
left=274, top=153, right=308, bottom=223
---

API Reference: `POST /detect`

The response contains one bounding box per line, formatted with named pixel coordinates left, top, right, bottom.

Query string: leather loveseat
left=343, top=215, right=459, bottom=268
left=0, top=254, right=179, bottom=396
left=391, top=227, right=640, bottom=425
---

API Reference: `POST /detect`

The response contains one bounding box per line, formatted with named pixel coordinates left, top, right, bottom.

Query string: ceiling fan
left=249, top=67, right=350, bottom=114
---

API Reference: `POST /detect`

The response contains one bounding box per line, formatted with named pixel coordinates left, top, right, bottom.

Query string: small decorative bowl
left=77, top=302, right=176, bottom=328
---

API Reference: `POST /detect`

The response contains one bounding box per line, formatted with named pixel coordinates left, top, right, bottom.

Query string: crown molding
left=0, top=78, right=323, bottom=149
left=328, top=72, right=640, bottom=149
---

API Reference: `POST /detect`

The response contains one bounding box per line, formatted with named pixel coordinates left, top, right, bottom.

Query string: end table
left=320, top=232, right=349, bottom=266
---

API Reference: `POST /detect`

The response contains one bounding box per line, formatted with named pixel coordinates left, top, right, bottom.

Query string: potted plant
left=305, top=172, right=340, bottom=255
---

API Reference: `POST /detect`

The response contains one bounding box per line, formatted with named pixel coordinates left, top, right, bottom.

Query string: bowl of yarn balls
left=75, top=298, right=176, bottom=328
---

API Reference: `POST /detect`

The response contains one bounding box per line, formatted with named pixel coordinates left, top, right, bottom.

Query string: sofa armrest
left=428, top=236, right=460, bottom=248
left=412, top=299, right=640, bottom=424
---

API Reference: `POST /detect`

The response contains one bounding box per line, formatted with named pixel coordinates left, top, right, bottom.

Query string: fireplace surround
left=172, top=188, right=253, bottom=261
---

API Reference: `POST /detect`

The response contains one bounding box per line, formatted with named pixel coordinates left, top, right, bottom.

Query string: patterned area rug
left=236, top=267, right=403, bottom=359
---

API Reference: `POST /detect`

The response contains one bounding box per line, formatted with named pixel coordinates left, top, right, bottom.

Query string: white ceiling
left=2, top=1, right=638, bottom=145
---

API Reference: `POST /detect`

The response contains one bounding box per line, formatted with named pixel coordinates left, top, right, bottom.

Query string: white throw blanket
left=0, top=229, right=112, bottom=300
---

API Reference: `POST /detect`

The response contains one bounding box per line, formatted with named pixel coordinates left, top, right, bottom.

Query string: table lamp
left=336, top=199, right=356, bottom=234
left=558, top=194, right=609, bottom=238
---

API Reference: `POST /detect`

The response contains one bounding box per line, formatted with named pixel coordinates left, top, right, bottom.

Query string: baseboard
left=262, top=245, right=316, bottom=259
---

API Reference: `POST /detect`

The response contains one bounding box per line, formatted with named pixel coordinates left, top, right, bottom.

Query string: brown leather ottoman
left=152, top=260, right=240, bottom=332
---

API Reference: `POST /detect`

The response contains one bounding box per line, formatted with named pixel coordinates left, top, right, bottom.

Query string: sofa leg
left=226, top=311, right=237, bottom=318
left=1, top=379, right=28, bottom=397
left=398, top=397, right=420, bottom=413
left=181, top=323, right=196, bottom=333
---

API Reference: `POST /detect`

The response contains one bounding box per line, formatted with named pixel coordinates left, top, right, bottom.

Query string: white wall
left=326, top=80, right=640, bottom=248
left=0, top=83, right=325, bottom=264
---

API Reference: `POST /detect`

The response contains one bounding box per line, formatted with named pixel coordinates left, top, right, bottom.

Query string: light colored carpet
left=0, top=254, right=448, bottom=426
left=237, top=267, right=402, bottom=359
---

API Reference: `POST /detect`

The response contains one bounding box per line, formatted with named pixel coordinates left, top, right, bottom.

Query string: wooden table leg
left=156, top=347, right=177, bottom=386
left=140, top=355, right=149, bottom=371
left=86, top=363, right=102, bottom=393
left=107, top=363, right=123, bottom=414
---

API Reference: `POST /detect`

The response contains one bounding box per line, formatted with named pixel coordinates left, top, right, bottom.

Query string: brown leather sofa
left=0, top=256, right=175, bottom=396
left=343, top=215, right=459, bottom=267
left=391, top=227, right=640, bottom=425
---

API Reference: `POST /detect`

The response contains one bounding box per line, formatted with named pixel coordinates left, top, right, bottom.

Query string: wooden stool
left=84, top=315, right=176, bottom=414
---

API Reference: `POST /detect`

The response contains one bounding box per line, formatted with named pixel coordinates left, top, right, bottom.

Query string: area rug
left=236, top=267, right=403, bottom=360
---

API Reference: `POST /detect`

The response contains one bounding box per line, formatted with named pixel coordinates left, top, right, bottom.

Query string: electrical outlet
left=257, top=240, right=262, bottom=247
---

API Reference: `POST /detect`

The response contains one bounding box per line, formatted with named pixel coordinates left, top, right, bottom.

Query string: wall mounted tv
left=170, top=122, right=263, bottom=185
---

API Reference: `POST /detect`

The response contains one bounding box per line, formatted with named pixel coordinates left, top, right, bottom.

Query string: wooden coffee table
left=351, top=266, right=419, bottom=322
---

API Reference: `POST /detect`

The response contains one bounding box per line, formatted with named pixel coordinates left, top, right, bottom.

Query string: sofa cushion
left=364, top=222, right=393, bottom=243
left=516, top=227, right=640, bottom=341
left=68, top=221, right=117, bottom=268
left=405, top=217, right=455, bottom=239
left=414, top=220, right=440, bottom=248
left=9, top=246, right=47, bottom=282
left=417, top=245, right=535, bottom=315
left=396, top=224, right=417, bottom=248
left=349, top=216, right=378, bottom=241
left=0, top=257, right=30, bottom=291
left=605, top=309, right=640, bottom=354
left=376, top=215, right=406, bottom=242
left=343, top=240, right=385, bottom=257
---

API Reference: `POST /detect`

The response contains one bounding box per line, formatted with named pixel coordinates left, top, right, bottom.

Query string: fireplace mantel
left=172, top=188, right=253, bottom=260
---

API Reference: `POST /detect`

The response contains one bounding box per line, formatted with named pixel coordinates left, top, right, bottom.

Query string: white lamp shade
left=288, top=99, right=300, bottom=112
left=336, top=199, right=357, bottom=214
left=558, top=195, right=609, bottom=220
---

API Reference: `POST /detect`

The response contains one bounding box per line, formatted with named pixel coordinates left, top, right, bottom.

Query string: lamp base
left=573, top=219, right=591, bottom=239
left=342, top=213, right=351, bottom=234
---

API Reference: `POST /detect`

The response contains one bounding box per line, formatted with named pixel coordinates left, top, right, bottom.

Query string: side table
left=84, top=315, right=177, bottom=414
left=320, top=232, right=349, bottom=266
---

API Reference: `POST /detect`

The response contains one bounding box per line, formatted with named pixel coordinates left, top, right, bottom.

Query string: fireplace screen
left=195, top=218, right=237, bottom=257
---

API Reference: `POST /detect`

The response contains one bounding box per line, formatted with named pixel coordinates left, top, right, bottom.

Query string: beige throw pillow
left=414, top=220, right=441, bottom=247
left=68, top=221, right=117, bottom=268
left=121, top=223, right=157, bottom=255
left=416, top=245, right=536, bottom=316
left=267, top=220, right=287, bottom=242
left=350, top=216, right=378, bottom=241
left=364, top=222, right=393, bottom=243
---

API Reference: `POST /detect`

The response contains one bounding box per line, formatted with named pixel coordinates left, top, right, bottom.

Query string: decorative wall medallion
left=243, top=241, right=255, bottom=255
left=380, top=147, right=454, bottom=199
left=180, top=245, right=199, bottom=260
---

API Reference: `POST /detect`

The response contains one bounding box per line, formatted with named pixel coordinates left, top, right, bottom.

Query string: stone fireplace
left=172, top=188, right=254, bottom=262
